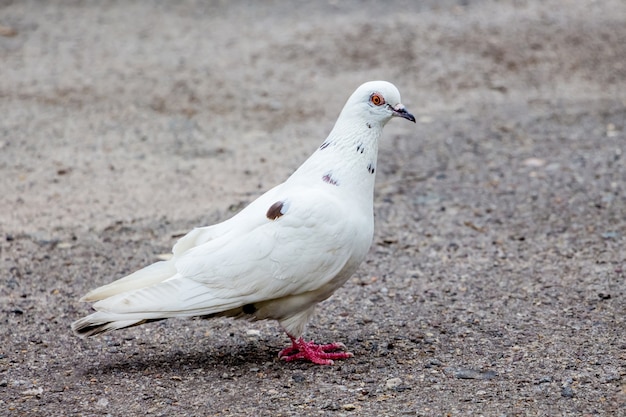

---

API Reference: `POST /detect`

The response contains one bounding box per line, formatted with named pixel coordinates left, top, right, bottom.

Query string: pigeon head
left=342, top=81, right=416, bottom=126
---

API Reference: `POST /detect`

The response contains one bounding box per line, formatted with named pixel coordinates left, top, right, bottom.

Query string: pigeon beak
left=391, top=104, right=416, bottom=123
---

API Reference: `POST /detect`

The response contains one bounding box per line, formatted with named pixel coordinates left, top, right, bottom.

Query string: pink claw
left=278, top=335, right=353, bottom=365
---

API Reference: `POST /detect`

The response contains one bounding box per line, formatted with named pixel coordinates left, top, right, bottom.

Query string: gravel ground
left=1, top=1, right=625, bottom=416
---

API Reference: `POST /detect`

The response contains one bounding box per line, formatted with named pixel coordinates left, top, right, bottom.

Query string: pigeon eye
left=370, top=93, right=385, bottom=106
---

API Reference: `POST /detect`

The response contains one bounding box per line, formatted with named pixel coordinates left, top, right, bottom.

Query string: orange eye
left=370, top=93, right=385, bottom=106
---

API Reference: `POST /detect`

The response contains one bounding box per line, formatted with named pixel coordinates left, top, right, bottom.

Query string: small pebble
left=292, top=373, right=305, bottom=383
left=385, top=377, right=402, bottom=390
left=0, top=24, right=17, bottom=37
left=601, top=231, right=619, bottom=240
left=522, top=157, right=546, bottom=167
left=561, top=386, right=574, bottom=398
left=444, top=367, right=497, bottom=380
left=429, top=359, right=443, bottom=367
left=537, top=376, right=552, bottom=384
left=324, top=403, right=339, bottom=411
left=21, top=387, right=43, bottom=396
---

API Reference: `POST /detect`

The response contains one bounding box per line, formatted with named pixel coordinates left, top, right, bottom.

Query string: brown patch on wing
left=266, top=201, right=285, bottom=220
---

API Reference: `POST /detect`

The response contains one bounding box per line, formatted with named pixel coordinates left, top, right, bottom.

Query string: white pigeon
left=72, top=81, right=415, bottom=365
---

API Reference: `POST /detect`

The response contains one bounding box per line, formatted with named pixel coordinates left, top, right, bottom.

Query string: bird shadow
left=78, top=339, right=288, bottom=378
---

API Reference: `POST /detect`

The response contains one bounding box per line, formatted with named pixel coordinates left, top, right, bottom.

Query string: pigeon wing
left=81, top=184, right=286, bottom=302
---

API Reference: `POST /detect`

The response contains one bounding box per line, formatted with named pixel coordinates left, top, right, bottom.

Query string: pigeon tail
left=71, top=311, right=165, bottom=338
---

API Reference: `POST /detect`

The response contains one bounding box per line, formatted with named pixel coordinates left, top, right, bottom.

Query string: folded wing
left=73, top=186, right=366, bottom=336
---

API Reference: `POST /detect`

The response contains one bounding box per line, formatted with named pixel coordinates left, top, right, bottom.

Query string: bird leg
left=278, top=334, right=353, bottom=365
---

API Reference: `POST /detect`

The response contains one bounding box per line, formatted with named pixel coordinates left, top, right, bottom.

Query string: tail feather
left=80, top=261, right=176, bottom=302
left=73, top=260, right=251, bottom=338
left=71, top=311, right=167, bottom=338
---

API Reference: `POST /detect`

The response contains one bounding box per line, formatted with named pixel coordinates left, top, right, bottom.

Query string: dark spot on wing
left=266, top=201, right=285, bottom=220
left=322, top=172, right=339, bottom=186
left=319, top=141, right=330, bottom=150
left=366, top=122, right=372, bottom=129
left=367, top=163, right=375, bottom=174
left=356, top=143, right=365, bottom=154
left=242, top=304, right=257, bottom=314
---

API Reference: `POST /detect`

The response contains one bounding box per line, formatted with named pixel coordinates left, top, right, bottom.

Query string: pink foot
left=278, top=335, right=353, bottom=365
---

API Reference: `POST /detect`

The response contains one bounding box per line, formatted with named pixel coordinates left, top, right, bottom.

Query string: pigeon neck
left=289, top=116, right=382, bottom=201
